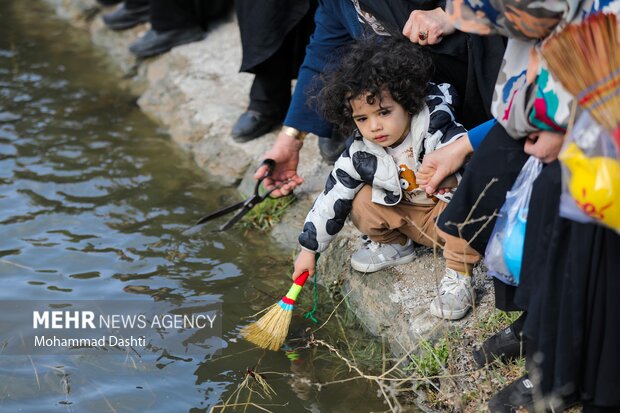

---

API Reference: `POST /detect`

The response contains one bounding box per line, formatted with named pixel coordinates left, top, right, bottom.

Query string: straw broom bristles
left=242, top=271, right=311, bottom=351
left=541, top=12, right=620, bottom=147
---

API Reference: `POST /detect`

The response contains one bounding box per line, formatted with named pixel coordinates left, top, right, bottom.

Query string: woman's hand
left=417, top=136, right=473, bottom=194
left=292, top=249, right=316, bottom=280
left=402, top=7, right=456, bottom=46
left=254, top=130, right=305, bottom=197
left=523, top=131, right=564, bottom=163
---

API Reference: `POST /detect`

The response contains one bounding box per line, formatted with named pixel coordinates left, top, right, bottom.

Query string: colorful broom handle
left=280, top=271, right=310, bottom=307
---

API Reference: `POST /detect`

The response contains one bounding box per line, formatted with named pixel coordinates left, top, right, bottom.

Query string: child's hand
left=292, top=249, right=316, bottom=281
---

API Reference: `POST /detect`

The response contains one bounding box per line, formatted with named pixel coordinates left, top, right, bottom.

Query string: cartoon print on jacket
left=399, top=164, right=417, bottom=192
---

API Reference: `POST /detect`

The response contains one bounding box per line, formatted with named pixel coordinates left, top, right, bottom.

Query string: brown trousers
left=350, top=186, right=480, bottom=274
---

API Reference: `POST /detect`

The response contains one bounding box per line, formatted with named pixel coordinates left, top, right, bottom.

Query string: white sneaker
left=429, top=268, right=475, bottom=320
left=350, top=239, right=415, bottom=273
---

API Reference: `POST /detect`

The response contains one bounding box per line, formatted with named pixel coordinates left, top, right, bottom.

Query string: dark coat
left=235, top=0, right=316, bottom=73
left=358, top=0, right=506, bottom=128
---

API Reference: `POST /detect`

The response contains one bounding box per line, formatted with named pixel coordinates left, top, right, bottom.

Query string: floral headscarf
left=447, top=0, right=585, bottom=40
left=445, top=0, right=619, bottom=138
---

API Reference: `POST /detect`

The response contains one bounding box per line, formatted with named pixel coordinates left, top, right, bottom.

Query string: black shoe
left=102, top=4, right=150, bottom=31
left=232, top=110, right=280, bottom=142
left=473, top=325, right=526, bottom=368
left=488, top=375, right=534, bottom=413
left=129, top=27, right=205, bottom=59
left=318, top=130, right=348, bottom=164
left=97, top=0, right=122, bottom=6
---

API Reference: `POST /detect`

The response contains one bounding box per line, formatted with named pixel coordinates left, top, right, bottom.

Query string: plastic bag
left=485, top=156, right=543, bottom=286
left=558, top=111, right=620, bottom=234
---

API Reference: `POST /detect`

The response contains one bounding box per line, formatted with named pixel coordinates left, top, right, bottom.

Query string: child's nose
left=370, top=118, right=382, bottom=131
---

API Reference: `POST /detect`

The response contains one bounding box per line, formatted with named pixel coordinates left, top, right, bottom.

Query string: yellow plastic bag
left=559, top=111, right=620, bottom=233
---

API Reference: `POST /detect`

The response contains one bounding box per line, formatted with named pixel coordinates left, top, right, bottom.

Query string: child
left=293, top=37, right=479, bottom=320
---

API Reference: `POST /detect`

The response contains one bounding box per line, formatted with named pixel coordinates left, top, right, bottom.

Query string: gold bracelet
left=282, top=126, right=307, bottom=142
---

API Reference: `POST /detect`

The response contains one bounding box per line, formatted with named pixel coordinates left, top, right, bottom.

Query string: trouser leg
left=247, top=28, right=300, bottom=118
left=125, top=0, right=149, bottom=10
left=150, top=0, right=198, bottom=31
left=437, top=226, right=480, bottom=274
left=248, top=72, right=292, bottom=119
left=350, top=185, right=445, bottom=248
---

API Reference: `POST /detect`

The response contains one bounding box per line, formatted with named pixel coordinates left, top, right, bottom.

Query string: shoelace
left=439, top=271, right=467, bottom=295
left=366, top=241, right=382, bottom=252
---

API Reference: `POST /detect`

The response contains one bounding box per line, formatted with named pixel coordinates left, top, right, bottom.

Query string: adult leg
left=233, top=36, right=296, bottom=141
left=514, top=162, right=620, bottom=409
left=233, top=4, right=315, bottom=142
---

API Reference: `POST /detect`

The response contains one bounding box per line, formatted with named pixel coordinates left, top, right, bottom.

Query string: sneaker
left=473, top=325, right=526, bottom=368
left=488, top=375, right=534, bottom=413
left=429, top=268, right=475, bottom=320
left=350, top=239, right=415, bottom=273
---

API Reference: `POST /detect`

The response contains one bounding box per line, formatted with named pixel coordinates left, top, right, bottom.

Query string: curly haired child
left=293, top=36, right=480, bottom=320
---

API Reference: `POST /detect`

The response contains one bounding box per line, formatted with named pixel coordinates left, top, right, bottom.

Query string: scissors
left=194, top=159, right=284, bottom=231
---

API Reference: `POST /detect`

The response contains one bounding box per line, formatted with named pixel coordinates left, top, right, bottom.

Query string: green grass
left=475, top=309, right=522, bottom=338
left=240, top=195, right=296, bottom=231
left=404, top=338, right=450, bottom=379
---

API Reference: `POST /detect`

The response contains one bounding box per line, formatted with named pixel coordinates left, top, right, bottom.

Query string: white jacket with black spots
left=299, top=83, right=467, bottom=253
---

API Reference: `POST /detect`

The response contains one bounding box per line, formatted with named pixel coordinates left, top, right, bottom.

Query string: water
left=0, top=1, right=388, bottom=412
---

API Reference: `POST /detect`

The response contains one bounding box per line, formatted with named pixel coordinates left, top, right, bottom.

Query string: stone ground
left=41, top=0, right=497, bottom=356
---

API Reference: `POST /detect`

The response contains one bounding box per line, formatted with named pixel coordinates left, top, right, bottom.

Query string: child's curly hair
left=317, top=36, right=432, bottom=136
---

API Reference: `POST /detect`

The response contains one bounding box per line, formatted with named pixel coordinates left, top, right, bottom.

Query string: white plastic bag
left=485, top=156, right=543, bottom=286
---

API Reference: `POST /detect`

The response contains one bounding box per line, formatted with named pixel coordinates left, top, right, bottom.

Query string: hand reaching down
left=254, top=130, right=305, bottom=197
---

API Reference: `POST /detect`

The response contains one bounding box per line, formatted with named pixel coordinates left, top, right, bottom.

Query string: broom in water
left=242, top=271, right=311, bottom=351
left=541, top=12, right=620, bottom=149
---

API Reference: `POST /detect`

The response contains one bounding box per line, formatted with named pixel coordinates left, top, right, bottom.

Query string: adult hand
left=417, top=136, right=473, bottom=194
left=292, top=249, right=316, bottom=280
left=402, top=7, right=456, bottom=46
left=254, top=129, right=304, bottom=197
left=523, top=131, right=564, bottom=163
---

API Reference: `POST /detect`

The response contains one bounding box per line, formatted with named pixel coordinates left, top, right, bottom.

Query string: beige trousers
left=350, top=185, right=480, bottom=274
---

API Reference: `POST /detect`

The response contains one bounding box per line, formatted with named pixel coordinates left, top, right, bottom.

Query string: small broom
left=241, top=270, right=311, bottom=351
left=541, top=12, right=620, bottom=149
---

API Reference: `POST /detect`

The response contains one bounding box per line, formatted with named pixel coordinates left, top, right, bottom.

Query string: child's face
left=350, top=91, right=411, bottom=148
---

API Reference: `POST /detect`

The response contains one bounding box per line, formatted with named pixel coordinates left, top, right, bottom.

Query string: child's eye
left=379, top=110, right=391, bottom=116
left=355, top=117, right=367, bottom=123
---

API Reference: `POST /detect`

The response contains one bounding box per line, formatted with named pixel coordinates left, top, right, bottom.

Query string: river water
left=0, top=1, right=387, bottom=412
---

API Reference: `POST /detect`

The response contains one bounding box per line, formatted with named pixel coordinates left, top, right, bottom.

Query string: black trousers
left=515, top=161, right=620, bottom=409
left=124, top=0, right=229, bottom=32
left=247, top=36, right=297, bottom=119
left=246, top=9, right=314, bottom=118
left=125, top=0, right=149, bottom=10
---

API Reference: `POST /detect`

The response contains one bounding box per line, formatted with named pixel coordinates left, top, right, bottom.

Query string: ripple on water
left=0, top=111, right=21, bottom=123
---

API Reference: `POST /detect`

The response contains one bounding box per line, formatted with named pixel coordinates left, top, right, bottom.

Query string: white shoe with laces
left=350, top=238, right=415, bottom=273
left=429, top=268, right=475, bottom=320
